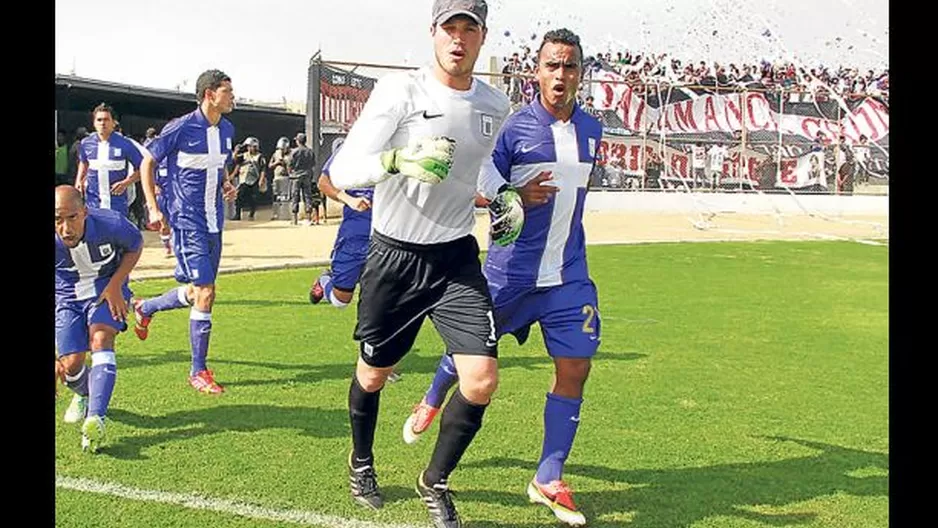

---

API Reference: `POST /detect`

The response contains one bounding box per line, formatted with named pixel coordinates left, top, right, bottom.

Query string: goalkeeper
left=326, top=1, right=518, bottom=522
left=400, top=27, right=604, bottom=527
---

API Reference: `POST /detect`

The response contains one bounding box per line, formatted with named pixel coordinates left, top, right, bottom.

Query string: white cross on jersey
left=65, top=242, right=116, bottom=301
left=88, top=141, right=127, bottom=210
left=175, top=127, right=227, bottom=232
left=537, top=121, right=592, bottom=287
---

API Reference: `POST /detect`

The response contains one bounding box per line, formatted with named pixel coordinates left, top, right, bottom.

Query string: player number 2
left=581, top=305, right=596, bottom=334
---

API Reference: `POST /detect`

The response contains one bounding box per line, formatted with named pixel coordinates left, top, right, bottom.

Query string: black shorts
left=353, top=230, right=498, bottom=368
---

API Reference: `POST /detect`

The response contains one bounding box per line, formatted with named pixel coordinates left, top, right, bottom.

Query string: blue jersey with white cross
left=55, top=208, right=144, bottom=304
left=78, top=132, right=145, bottom=215
left=322, top=147, right=372, bottom=240
left=144, top=137, right=172, bottom=192
left=483, top=98, right=603, bottom=289
left=146, top=109, right=235, bottom=233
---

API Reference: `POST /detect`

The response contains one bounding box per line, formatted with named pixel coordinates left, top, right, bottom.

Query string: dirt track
left=130, top=205, right=888, bottom=281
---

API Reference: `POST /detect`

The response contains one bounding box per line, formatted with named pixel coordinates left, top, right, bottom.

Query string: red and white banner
left=319, top=65, right=375, bottom=131
left=597, top=137, right=769, bottom=183
left=596, top=136, right=848, bottom=188
left=589, top=70, right=890, bottom=143
left=774, top=150, right=829, bottom=188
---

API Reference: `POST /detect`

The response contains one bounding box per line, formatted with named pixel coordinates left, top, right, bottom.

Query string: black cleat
left=416, top=471, right=461, bottom=528
left=349, top=454, right=384, bottom=510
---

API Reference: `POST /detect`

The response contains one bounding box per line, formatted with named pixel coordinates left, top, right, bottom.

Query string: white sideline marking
left=56, top=475, right=426, bottom=528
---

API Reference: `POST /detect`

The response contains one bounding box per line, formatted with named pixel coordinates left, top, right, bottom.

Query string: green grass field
left=55, top=241, right=888, bottom=528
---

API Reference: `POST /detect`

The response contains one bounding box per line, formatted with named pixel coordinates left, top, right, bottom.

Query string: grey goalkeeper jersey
left=329, top=67, right=510, bottom=244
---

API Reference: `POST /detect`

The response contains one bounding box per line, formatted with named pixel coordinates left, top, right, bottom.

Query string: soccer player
left=74, top=103, right=145, bottom=219
left=402, top=28, right=602, bottom=526
left=143, top=130, right=173, bottom=256
left=326, top=1, right=524, bottom=526
left=309, top=145, right=371, bottom=308
left=133, top=69, right=238, bottom=395
left=309, top=145, right=402, bottom=383
left=55, top=185, right=143, bottom=452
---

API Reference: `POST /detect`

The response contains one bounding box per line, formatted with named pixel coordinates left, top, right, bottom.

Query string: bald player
left=55, top=186, right=143, bottom=453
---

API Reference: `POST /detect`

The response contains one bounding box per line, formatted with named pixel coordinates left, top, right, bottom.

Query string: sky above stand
left=55, top=0, right=888, bottom=102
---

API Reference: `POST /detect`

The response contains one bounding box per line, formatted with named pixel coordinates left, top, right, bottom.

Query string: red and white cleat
left=526, top=478, right=587, bottom=526
left=189, top=369, right=225, bottom=394
left=402, top=398, right=441, bottom=445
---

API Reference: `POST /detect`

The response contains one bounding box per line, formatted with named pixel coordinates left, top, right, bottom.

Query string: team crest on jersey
left=226, top=137, right=232, bottom=150
left=112, top=148, right=122, bottom=158
left=588, top=138, right=596, bottom=157
left=98, top=244, right=113, bottom=257
left=480, top=114, right=494, bottom=137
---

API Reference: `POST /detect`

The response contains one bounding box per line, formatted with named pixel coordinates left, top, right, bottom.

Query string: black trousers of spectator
left=236, top=183, right=258, bottom=219
left=129, top=182, right=147, bottom=229
left=291, top=177, right=318, bottom=215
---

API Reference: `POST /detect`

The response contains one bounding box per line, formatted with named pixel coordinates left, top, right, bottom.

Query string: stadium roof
left=55, top=74, right=303, bottom=116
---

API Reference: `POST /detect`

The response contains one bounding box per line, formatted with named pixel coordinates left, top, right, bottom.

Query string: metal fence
left=306, top=57, right=889, bottom=196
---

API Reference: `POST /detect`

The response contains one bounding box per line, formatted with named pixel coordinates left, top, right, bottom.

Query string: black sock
left=348, top=375, right=381, bottom=468
left=423, top=389, right=487, bottom=485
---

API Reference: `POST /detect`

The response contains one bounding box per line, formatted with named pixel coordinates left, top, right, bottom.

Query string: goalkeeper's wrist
left=380, top=149, right=400, bottom=174
left=491, top=184, right=516, bottom=203
left=495, top=184, right=519, bottom=201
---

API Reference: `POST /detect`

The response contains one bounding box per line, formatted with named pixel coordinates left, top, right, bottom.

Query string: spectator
left=853, top=134, right=871, bottom=184
left=68, top=126, right=89, bottom=186
left=707, top=142, right=727, bottom=190
left=583, top=95, right=601, bottom=119
left=56, top=130, right=70, bottom=186
left=288, top=132, right=319, bottom=225
left=691, top=142, right=706, bottom=188
left=231, top=137, right=267, bottom=221
left=268, top=136, right=292, bottom=220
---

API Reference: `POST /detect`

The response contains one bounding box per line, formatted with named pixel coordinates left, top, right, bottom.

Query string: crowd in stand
left=584, top=50, right=888, bottom=102
left=499, top=45, right=889, bottom=105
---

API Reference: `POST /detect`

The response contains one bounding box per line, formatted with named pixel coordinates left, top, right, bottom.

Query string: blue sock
left=88, top=351, right=117, bottom=417
left=189, top=308, right=212, bottom=375
left=320, top=272, right=335, bottom=298
left=425, top=353, right=459, bottom=408
left=141, top=286, right=189, bottom=317
left=319, top=272, right=351, bottom=308
left=64, top=363, right=89, bottom=397
left=535, top=392, right=583, bottom=485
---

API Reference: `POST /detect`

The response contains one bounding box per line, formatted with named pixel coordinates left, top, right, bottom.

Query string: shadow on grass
left=117, top=349, right=190, bottom=371
left=106, top=404, right=348, bottom=460
left=457, top=437, right=887, bottom=528
left=214, top=299, right=315, bottom=307
left=224, top=254, right=308, bottom=260
left=215, top=352, right=646, bottom=389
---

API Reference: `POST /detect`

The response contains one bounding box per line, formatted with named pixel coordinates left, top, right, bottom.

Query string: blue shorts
left=156, top=193, right=170, bottom=220
left=173, top=229, right=222, bottom=286
left=55, top=296, right=130, bottom=356
left=330, top=235, right=369, bottom=291
left=492, top=279, right=601, bottom=358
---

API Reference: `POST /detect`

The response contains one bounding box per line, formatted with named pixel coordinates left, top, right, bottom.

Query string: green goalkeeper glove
left=488, top=184, right=524, bottom=247
left=380, top=136, right=457, bottom=184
